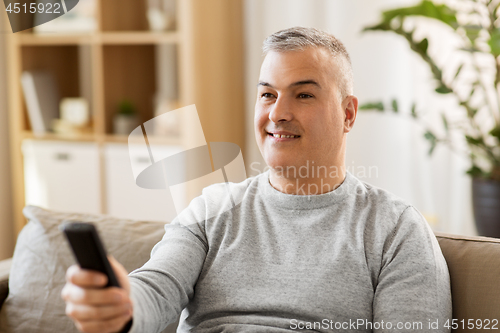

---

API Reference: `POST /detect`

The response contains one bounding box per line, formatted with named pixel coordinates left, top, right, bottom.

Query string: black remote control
left=61, top=221, right=120, bottom=288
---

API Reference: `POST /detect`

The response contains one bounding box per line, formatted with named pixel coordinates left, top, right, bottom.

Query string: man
left=62, top=27, right=452, bottom=332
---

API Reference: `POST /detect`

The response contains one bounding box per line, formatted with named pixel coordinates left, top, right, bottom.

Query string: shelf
left=16, top=33, right=94, bottom=45
left=21, top=131, right=97, bottom=142
left=100, top=31, right=179, bottom=45
left=102, top=45, right=156, bottom=134
left=101, top=0, right=149, bottom=32
left=21, top=131, right=183, bottom=146
left=20, top=45, right=82, bottom=132
left=7, top=0, right=245, bottom=236
left=106, top=134, right=182, bottom=146
left=15, top=32, right=179, bottom=46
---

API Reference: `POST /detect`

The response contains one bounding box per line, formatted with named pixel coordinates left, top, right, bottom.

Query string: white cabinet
left=22, top=140, right=186, bottom=222
left=22, top=140, right=101, bottom=215
left=103, top=143, right=184, bottom=222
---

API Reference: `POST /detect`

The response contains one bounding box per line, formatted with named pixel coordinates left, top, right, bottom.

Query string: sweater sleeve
left=372, top=206, right=452, bottom=333
left=127, top=198, right=209, bottom=333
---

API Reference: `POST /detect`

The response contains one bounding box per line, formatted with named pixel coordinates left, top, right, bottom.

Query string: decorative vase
left=146, top=0, right=175, bottom=31
left=472, top=178, right=500, bottom=238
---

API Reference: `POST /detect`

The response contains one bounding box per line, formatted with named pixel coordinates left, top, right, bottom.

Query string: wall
left=0, top=11, right=15, bottom=259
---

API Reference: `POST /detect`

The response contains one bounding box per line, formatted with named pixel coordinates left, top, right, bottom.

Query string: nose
left=269, top=97, right=293, bottom=123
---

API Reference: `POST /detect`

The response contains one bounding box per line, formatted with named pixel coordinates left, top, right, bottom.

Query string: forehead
left=259, top=47, right=338, bottom=88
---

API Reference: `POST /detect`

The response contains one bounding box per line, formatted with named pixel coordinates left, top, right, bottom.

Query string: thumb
left=108, top=256, right=131, bottom=295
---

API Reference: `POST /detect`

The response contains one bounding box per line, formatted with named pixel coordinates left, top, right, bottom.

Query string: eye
left=261, top=92, right=276, bottom=99
left=298, top=93, right=313, bottom=99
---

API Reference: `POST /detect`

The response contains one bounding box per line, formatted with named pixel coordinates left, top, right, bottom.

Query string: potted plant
left=113, top=99, right=139, bottom=136
left=361, top=0, right=500, bottom=237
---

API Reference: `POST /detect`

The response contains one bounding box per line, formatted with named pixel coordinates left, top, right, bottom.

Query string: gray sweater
left=129, top=171, right=452, bottom=332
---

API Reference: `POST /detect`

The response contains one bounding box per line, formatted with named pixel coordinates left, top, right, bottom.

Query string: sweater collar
left=257, top=170, right=356, bottom=210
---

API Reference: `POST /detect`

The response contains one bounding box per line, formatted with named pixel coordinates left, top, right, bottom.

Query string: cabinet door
left=104, top=143, right=184, bottom=222
left=22, top=140, right=101, bottom=214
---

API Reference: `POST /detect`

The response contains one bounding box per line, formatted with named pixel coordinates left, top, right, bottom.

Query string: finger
left=66, top=265, right=108, bottom=288
left=74, top=312, right=132, bottom=333
left=62, top=284, right=128, bottom=306
left=65, top=301, right=132, bottom=321
left=108, top=256, right=130, bottom=293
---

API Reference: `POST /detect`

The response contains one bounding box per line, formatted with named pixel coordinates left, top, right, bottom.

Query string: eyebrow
left=257, top=80, right=321, bottom=89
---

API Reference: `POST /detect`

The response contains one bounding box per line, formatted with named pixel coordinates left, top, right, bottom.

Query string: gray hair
left=262, top=27, right=354, bottom=100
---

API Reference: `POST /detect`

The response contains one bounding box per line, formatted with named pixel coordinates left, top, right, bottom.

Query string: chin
left=265, top=156, right=302, bottom=172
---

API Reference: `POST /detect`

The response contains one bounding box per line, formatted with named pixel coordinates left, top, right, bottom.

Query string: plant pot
left=113, top=114, right=139, bottom=136
left=472, top=178, right=500, bottom=238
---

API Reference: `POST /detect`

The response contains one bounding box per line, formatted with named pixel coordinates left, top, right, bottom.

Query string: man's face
left=255, top=47, right=356, bottom=173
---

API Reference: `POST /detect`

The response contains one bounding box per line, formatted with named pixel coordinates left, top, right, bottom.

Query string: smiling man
left=255, top=37, right=357, bottom=195
left=62, top=27, right=452, bottom=333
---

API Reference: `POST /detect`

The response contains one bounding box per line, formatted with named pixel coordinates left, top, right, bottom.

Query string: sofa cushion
left=0, top=206, right=167, bottom=333
left=0, top=259, right=10, bottom=310
left=435, top=232, right=500, bottom=331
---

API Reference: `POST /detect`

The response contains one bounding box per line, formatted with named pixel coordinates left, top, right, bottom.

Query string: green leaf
left=359, top=102, right=385, bottom=111
left=380, top=0, right=458, bottom=29
left=441, top=113, right=449, bottom=132
left=459, top=47, right=483, bottom=53
left=454, top=63, right=464, bottom=79
left=465, top=135, right=484, bottom=146
left=466, top=165, right=488, bottom=178
left=363, top=22, right=392, bottom=32
left=117, top=100, right=136, bottom=116
left=391, top=99, right=399, bottom=112
left=467, top=107, right=478, bottom=118
left=435, top=85, right=453, bottom=94
left=490, top=125, right=500, bottom=140
left=416, top=38, right=429, bottom=54
left=411, top=103, right=418, bottom=118
left=463, top=24, right=483, bottom=43
left=488, top=28, right=500, bottom=57
left=424, top=130, right=437, bottom=142
left=424, top=130, right=438, bottom=155
left=428, top=141, right=437, bottom=155
left=469, top=84, right=477, bottom=99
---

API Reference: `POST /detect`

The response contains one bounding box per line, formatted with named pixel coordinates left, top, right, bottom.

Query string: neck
left=269, top=163, right=346, bottom=195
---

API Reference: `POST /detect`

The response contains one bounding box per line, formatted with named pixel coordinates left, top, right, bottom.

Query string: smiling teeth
left=273, top=134, right=297, bottom=138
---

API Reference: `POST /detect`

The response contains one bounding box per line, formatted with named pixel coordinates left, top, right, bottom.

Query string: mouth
left=267, top=132, right=301, bottom=140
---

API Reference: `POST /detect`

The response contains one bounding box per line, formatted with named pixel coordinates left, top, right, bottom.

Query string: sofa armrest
left=0, top=258, right=12, bottom=309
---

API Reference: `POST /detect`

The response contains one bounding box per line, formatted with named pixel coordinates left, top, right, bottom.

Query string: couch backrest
left=0, top=259, right=10, bottom=309
left=0, top=206, right=168, bottom=333
left=435, top=232, right=500, bottom=332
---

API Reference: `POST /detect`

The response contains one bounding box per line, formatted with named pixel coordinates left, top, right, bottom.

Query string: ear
left=342, top=95, right=358, bottom=133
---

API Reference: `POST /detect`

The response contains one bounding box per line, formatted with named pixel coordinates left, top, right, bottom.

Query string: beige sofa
left=0, top=207, right=499, bottom=332
left=433, top=232, right=500, bottom=331
left=0, top=206, right=177, bottom=333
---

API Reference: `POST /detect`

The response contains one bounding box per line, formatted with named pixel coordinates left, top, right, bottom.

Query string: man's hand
left=61, top=256, right=133, bottom=333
